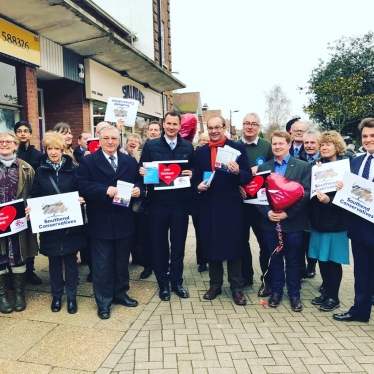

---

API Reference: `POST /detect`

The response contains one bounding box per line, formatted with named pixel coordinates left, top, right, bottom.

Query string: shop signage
left=0, top=18, right=41, bottom=66
left=85, top=59, right=163, bottom=118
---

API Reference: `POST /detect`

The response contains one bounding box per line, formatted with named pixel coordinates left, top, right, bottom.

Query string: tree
left=304, top=32, right=374, bottom=138
left=264, top=85, right=291, bottom=131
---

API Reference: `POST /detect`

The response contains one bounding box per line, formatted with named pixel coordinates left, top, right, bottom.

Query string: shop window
left=0, top=107, right=20, bottom=132
left=0, top=62, right=18, bottom=105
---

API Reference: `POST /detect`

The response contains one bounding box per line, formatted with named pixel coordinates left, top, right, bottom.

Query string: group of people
left=1, top=111, right=374, bottom=324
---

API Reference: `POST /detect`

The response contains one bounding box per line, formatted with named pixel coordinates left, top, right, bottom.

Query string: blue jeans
left=263, top=230, right=303, bottom=298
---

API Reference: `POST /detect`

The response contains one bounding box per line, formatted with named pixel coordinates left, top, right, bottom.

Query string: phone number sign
left=0, top=18, right=41, bottom=66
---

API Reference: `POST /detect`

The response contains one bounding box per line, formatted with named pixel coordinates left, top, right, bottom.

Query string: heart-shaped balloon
left=158, top=164, right=181, bottom=185
left=0, top=206, right=17, bottom=232
left=88, top=140, right=100, bottom=153
left=266, top=173, right=304, bottom=212
left=243, top=175, right=264, bottom=197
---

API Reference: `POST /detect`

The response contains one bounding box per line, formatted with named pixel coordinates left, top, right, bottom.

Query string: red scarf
left=209, top=136, right=227, bottom=171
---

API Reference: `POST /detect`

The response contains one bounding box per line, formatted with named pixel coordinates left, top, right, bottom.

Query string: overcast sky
left=170, top=0, right=374, bottom=129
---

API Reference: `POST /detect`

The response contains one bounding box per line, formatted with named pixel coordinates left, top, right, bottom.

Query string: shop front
left=85, top=59, right=163, bottom=140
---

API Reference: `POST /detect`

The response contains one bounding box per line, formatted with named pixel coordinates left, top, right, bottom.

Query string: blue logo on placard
left=255, top=156, right=266, bottom=166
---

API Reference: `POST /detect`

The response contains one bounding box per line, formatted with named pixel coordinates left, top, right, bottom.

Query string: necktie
left=308, top=156, right=314, bottom=163
left=362, top=154, right=373, bottom=179
left=170, top=141, right=175, bottom=150
left=294, top=147, right=299, bottom=156
left=109, top=155, right=117, bottom=171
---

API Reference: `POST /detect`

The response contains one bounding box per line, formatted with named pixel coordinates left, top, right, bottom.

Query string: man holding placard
left=334, top=118, right=374, bottom=323
left=139, top=111, right=194, bottom=301
left=76, top=126, right=142, bottom=319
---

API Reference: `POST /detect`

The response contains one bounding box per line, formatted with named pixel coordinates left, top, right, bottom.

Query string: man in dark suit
left=75, top=126, right=143, bottom=319
left=289, top=121, right=308, bottom=158
left=257, top=130, right=311, bottom=312
left=139, top=112, right=194, bottom=301
left=334, top=118, right=374, bottom=323
left=195, top=115, right=252, bottom=305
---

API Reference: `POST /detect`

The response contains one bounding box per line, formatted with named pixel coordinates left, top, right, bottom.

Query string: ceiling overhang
left=0, top=0, right=185, bottom=92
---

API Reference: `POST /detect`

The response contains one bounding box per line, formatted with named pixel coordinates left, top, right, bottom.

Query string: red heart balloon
left=243, top=176, right=264, bottom=197
left=158, top=164, right=181, bottom=185
left=0, top=206, right=17, bottom=232
left=266, top=173, right=304, bottom=212
left=88, top=140, right=100, bottom=153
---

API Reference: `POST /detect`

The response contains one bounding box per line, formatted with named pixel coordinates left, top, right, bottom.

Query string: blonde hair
left=42, top=131, right=66, bottom=152
left=0, top=132, right=19, bottom=145
left=320, top=130, right=346, bottom=156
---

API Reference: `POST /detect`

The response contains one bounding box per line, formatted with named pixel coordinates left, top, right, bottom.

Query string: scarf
left=46, top=155, right=66, bottom=171
left=208, top=136, right=227, bottom=171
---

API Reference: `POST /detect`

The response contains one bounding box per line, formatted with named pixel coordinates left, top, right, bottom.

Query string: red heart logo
left=88, top=140, right=100, bottom=153
left=266, top=173, right=304, bottom=212
left=114, top=197, right=120, bottom=202
left=243, top=176, right=264, bottom=197
left=0, top=206, right=17, bottom=232
left=159, top=164, right=181, bottom=185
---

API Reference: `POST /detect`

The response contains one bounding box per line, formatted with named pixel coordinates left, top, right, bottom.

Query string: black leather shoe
left=319, top=298, right=340, bottom=311
left=290, top=297, right=303, bottom=312
left=305, top=264, right=316, bottom=278
left=258, top=284, right=272, bottom=297
left=198, top=264, right=207, bottom=272
left=311, top=294, right=328, bottom=305
left=159, top=287, right=170, bottom=301
left=268, top=293, right=282, bottom=308
left=140, top=268, right=152, bottom=279
left=333, top=312, right=368, bottom=323
left=51, top=296, right=62, bottom=312
left=203, top=287, right=222, bottom=300
left=98, top=306, right=110, bottom=319
left=232, top=291, right=247, bottom=306
left=67, top=299, right=78, bottom=314
left=172, top=285, right=189, bottom=299
left=26, top=272, right=42, bottom=285
left=112, top=293, right=138, bottom=307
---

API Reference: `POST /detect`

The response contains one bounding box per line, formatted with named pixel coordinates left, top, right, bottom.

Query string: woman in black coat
left=31, top=132, right=85, bottom=314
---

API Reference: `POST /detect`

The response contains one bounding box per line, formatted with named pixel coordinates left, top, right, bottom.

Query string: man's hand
left=316, top=190, right=330, bottom=204
left=197, top=180, right=210, bottom=191
left=182, top=169, right=193, bottom=179
left=251, top=165, right=258, bottom=175
left=336, top=181, right=344, bottom=190
left=119, top=147, right=128, bottom=155
left=239, top=186, right=247, bottom=199
left=139, top=167, right=147, bottom=176
left=78, top=197, right=85, bottom=204
left=25, top=206, right=31, bottom=221
left=227, top=161, right=239, bottom=175
left=84, top=151, right=91, bottom=156
left=106, top=186, right=118, bottom=197
left=131, top=187, right=140, bottom=198
left=268, top=210, right=288, bottom=221
left=116, top=119, right=125, bottom=131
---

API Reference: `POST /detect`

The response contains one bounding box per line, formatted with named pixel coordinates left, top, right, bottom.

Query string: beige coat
left=0, top=159, right=39, bottom=259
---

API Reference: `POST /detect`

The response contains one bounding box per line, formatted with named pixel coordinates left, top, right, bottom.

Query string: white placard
left=27, top=192, right=83, bottom=233
left=333, top=171, right=374, bottom=222
left=0, top=199, right=27, bottom=238
left=104, top=97, right=139, bottom=126
left=112, top=180, right=134, bottom=208
left=311, top=159, right=350, bottom=198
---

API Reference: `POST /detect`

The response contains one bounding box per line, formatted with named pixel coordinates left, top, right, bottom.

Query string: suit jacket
left=347, top=154, right=374, bottom=246
left=256, top=156, right=311, bottom=232
left=290, top=142, right=305, bottom=157
left=75, top=149, right=143, bottom=240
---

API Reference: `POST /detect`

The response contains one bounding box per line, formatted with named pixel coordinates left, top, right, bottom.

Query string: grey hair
left=243, top=112, right=261, bottom=125
left=99, top=126, right=120, bottom=138
left=303, top=129, right=321, bottom=141
left=126, top=133, right=141, bottom=143
left=291, top=121, right=308, bottom=131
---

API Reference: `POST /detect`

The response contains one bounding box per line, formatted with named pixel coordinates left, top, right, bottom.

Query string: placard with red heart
left=243, top=175, right=264, bottom=197
left=266, top=173, right=304, bottom=212
left=88, top=139, right=100, bottom=153
left=0, top=206, right=17, bottom=232
left=158, top=164, right=181, bottom=185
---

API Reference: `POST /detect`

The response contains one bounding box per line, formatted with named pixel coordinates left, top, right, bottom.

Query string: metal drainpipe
left=157, top=0, right=165, bottom=115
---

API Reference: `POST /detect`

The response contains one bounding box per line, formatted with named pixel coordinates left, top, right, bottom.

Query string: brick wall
left=17, top=66, right=40, bottom=147
left=40, top=80, right=90, bottom=148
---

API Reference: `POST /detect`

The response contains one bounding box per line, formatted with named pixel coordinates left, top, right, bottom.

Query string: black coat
left=193, top=140, right=252, bottom=261
left=75, top=149, right=144, bottom=240
left=17, top=143, right=43, bottom=171
left=31, top=154, right=86, bottom=256
left=139, top=134, right=194, bottom=205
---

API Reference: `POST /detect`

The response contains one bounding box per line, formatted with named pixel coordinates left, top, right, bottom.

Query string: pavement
left=2, top=221, right=374, bottom=373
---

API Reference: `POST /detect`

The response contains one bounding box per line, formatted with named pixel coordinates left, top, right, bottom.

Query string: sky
left=170, top=0, right=374, bottom=129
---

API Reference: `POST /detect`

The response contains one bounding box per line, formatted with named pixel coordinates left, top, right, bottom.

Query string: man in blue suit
left=76, top=126, right=143, bottom=319
left=334, top=118, right=374, bottom=323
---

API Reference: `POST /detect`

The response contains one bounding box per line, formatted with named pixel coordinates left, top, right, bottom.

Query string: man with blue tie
left=76, top=126, right=143, bottom=319
left=290, top=122, right=308, bottom=158
left=334, top=118, right=374, bottom=323
left=139, top=112, right=194, bottom=301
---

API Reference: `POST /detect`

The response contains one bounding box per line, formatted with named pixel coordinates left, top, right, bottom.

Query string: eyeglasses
left=243, top=122, right=259, bottom=127
left=292, top=130, right=306, bottom=134
left=16, top=129, right=30, bottom=134
left=207, top=126, right=224, bottom=132
left=0, top=140, right=15, bottom=145
left=101, top=137, right=119, bottom=141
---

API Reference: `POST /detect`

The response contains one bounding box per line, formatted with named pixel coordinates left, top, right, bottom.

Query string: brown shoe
left=203, top=287, right=222, bottom=300
left=290, top=297, right=303, bottom=312
left=268, top=293, right=282, bottom=308
left=258, top=284, right=272, bottom=297
left=232, top=291, right=247, bottom=306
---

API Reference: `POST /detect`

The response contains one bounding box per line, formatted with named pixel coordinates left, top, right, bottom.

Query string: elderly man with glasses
left=290, top=121, right=308, bottom=158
